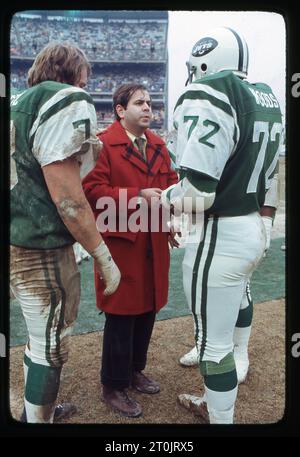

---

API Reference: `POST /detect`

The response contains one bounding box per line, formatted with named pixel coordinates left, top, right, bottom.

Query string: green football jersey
left=10, top=80, right=99, bottom=248
left=173, top=70, right=283, bottom=216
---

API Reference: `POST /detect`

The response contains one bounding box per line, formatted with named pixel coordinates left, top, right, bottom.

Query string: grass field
left=10, top=237, right=285, bottom=346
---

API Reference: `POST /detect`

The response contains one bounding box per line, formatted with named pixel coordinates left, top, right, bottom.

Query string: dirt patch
left=9, top=299, right=285, bottom=424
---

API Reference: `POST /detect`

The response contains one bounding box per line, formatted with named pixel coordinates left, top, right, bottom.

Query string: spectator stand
left=10, top=10, right=169, bottom=132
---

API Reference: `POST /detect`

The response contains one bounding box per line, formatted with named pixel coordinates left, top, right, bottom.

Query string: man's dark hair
left=113, top=83, right=148, bottom=120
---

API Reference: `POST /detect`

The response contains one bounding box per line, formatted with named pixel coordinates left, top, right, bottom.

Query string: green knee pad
left=200, top=353, right=237, bottom=392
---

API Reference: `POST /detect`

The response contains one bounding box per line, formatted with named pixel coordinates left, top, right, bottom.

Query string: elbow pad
left=161, top=177, right=215, bottom=213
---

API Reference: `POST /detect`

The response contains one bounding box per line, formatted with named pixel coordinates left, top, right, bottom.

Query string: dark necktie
left=135, top=137, right=146, bottom=160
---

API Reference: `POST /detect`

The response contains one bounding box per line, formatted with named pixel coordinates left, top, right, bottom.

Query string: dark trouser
left=101, top=311, right=156, bottom=390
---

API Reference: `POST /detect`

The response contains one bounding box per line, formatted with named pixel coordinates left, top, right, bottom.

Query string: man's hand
left=91, top=241, right=121, bottom=296
left=140, top=188, right=162, bottom=204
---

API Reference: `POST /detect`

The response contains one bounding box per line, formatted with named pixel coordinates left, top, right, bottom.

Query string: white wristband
left=262, top=216, right=273, bottom=251
left=91, top=241, right=121, bottom=296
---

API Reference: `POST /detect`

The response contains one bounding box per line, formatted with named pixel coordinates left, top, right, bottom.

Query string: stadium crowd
left=11, top=16, right=167, bottom=61
left=11, top=14, right=168, bottom=132
left=11, top=67, right=166, bottom=93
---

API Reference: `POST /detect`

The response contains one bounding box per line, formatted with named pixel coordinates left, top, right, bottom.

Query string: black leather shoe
left=19, top=403, right=77, bottom=423
left=132, top=371, right=160, bottom=394
left=102, top=385, right=142, bottom=418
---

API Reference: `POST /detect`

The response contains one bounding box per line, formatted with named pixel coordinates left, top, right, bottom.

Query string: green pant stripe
left=192, top=311, right=199, bottom=351
left=199, top=217, right=218, bottom=361
left=41, top=251, right=66, bottom=367
left=191, top=217, right=209, bottom=316
left=41, top=251, right=58, bottom=366
left=191, top=217, right=208, bottom=346
left=53, top=250, right=67, bottom=367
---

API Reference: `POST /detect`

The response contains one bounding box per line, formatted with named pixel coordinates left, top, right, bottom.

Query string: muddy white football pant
left=182, top=212, right=266, bottom=423
left=10, top=245, right=80, bottom=423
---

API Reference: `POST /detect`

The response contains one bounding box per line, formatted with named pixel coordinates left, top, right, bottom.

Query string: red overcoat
left=82, top=121, right=178, bottom=315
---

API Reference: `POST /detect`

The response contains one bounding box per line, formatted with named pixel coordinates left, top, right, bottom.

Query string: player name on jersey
left=248, top=87, right=279, bottom=108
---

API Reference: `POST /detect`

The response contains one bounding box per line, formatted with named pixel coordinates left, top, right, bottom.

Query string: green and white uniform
left=162, top=71, right=283, bottom=423
left=10, top=81, right=100, bottom=423
left=10, top=80, right=100, bottom=249
left=169, top=70, right=282, bottom=214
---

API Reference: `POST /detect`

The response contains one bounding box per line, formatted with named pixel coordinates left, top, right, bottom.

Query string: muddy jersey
left=10, top=81, right=100, bottom=248
left=173, top=70, right=283, bottom=216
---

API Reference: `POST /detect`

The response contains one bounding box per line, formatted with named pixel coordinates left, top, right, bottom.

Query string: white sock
left=209, top=405, right=235, bottom=424
left=205, top=385, right=238, bottom=424
left=24, top=398, right=56, bottom=423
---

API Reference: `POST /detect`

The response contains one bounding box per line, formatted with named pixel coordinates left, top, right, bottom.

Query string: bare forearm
left=42, top=158, right=102, bottom=253
left=56, top=196, right=102, bottom=253
left=57, top=195, right=120, bottom=296
left=42, top=158, right=120, bottom=296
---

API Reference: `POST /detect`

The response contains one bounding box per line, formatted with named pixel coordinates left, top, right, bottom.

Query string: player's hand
left=91, top=241, right=121, bottom=295
left=168, top=226, right=181, bottom=249
left=262, top=216, right=273, bottom=256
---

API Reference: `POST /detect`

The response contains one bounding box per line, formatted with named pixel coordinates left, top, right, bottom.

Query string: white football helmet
left=186, top=27, right=249, bottom=84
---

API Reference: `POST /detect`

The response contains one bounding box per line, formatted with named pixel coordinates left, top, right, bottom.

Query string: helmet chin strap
left=185, top=62, right=196, bottom=86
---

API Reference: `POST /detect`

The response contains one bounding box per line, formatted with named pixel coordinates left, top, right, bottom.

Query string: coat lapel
left=145, top=129, right=166, bottom=182
left=121, top=143, right=149, bottom=174
left=105, top=121, right=166, bottom=176
left=121, top=135, right=166, bottom=178
left=146, top=143, right=165, bottom=177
